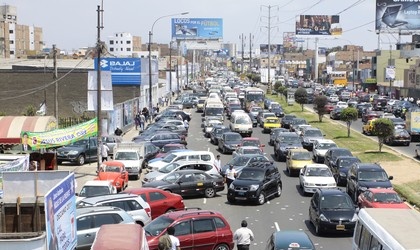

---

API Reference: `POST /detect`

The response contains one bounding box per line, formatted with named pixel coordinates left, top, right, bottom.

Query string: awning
left=0, top=116, right=57, bottom=145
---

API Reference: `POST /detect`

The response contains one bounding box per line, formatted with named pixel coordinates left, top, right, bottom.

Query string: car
left=328, top=94, right=339, bottom=103
left=76, top=206, right=135, bottom=249
left=373, top=98, right=388, bottom=111
left=102, top=135, right=122, bottom=157
left=361, top=110, right=380, bottom=124
left=286, top=148, right=313, bottom=177
left=362, top=119, right=377, bottom=136
left=220, top=154, right=270, bottom=176
left=248, top=112, right=258, bottom=127
left=203, top=119, right=223, bottom=137
left=142, top=169, right=225, bottom=198
left=154, top=143, right=187, bottom=159
left=346, top=163, right=394, bottom=202
left=323, top=148, right=353, bottom=169
left=121, top=187, right=185, bottom=219
left=218, top=132, right=243, bottom=154
left=112, top=149, right=143, bottom=180
left=155, top=110, right=191, bottom=122
left=249, top=106, right=263, bottom=118
left=259, top=112, right=276, bottom=127
left=299, top=164, right=336, bottom=195
left=280, top=114, right=296, bottom=129
left=330, top=107, right=343, bottom=120
left=388, top=117, right=406, bottom=129
left=227, top=162, right=282, bottom=205
left=274, top=132, right=303, bottom=162
left=312, top=139, right=337, bottom=163
left=265, top=231, right=316, bottom=250
left=357, top=188, right=410, bottom=209
left=289, top=118, right=308, bottom=132
left=77, top=180, right=117, bottom=203
left=57, top=137, right=98, bottom=165
left=95, top=161, right=129, bottom=191
left=196, top=99, right=206, bottom=112
left=232, top=146, right=263, bottom=158
left=209, top=125, right=231, bottom=145
left=142, top=123, right=187, bottom=139
left=330, top=156, right=361, bottom=186
left=239, top=137, right=265, bottom=151
left=295, top=124, right=312, bottom=136
left=76, top=193, right=152, bottom=226
left=144, top=208, right=234, bottom=250
left=336, top=101, right=348, bottom=109
left=226, top=104, right=242, bottom=118
left=384, top=128, right=411, bottom=146
left=263, top=116, right=280, bottom=133
left=356, top=103, right=372, bottom=118
left=309, top=189, right=357, bottom=235
left=269, top=128, right=289, bottom=146
left=300, top=128, right=324, bottom=150
left=132, top=132, right=186, bottom=148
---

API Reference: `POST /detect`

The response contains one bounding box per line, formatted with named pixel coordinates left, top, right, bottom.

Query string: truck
left=405, top=110, right=420, bottom=141
left=113, top=143, right=144, bottom=180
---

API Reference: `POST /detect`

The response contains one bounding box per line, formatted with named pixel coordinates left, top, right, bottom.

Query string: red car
left=144, top=208, right=234, bottom=250
left=239, top=137, right=265, bottom=151
left=122, top=187, right=185, bottom=219
left=357, top=188, right=410, bottom=209
left=96, top=161, right=129, bottom=191
left=154, top=143, right=187, bottom=159
left=324, top=103, right=335, bottom=114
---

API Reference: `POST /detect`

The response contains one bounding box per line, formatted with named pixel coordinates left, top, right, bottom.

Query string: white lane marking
left=274, top=222, right=280, bottom=231
left=203, top=198, right=207, bottom=204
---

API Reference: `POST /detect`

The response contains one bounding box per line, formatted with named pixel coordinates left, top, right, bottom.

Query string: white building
left=106, top=32, right=141, bottom=57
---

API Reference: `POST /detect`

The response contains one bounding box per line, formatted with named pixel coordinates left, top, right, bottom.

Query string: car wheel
left=77, top=155, right=85, bottom=166
left=275, top=184, right=282, bottom=197
left=257, top=192, right=266, bottom=205
left=204, top=187, right=215, bottom=198
left=214, top=243, right=230, bottom=250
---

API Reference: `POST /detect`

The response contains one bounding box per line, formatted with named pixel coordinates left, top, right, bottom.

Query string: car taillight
left=145, top=207, right=152, bottom=218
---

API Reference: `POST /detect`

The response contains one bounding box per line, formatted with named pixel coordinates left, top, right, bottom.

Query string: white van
left=230, top=113, right=253, bottom=137
left=147, top=151, right=216, bottom=172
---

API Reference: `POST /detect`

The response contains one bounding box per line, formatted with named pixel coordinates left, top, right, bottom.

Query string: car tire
left=257, top=192, right=266, bottom=205
left=275, top=184, right=282, bottom=197
left=204, top=187, right=215, bottom=198
left=214, top=243, right=230, bottom=250
left=77, top=155, right=85, bottom=166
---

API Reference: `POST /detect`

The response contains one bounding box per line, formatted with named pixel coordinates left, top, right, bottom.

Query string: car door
left=309, top=192, right=320, bottom=223
left=173, top=220, right=193, bottom=250
left=178, top=173, right=197, bottom=196
left=218, top=135, right=225, bottom=150
left=264, top=169, right=276, bottom=196
left=147, top=191, right=169, bottom=219
left=77, top=214, right=95, bottom=248
left=88, top=138, right=98, bottom=162
left=299, top=166, right=307, bottom=186
left=192, top=218, right=218, bottom=250
left=346, top=165, right=357, bottom=198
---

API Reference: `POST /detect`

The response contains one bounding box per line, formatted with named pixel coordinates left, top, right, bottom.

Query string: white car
left=336, top=101, right=348, bottom=109
left=380, top=113, right=396, bottom=119
left=77, top=180, right=117, bottom=203
left=232, top=146, right=264, bottom=158
left=299, top=164, right=336, bottom=195
left=329, top=95, right=339, bottom=103
left=312, top=139, right=337, bottom=163
left=204, top=119, right=223, bottom=135
left=249, top=106, right=263, bottom=118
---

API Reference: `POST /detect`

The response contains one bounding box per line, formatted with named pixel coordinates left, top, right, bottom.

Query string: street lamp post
left=148, top=12, right=188, bottom=114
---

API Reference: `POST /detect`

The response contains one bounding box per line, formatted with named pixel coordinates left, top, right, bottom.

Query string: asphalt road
left=60, top=107, right=354, bottom=249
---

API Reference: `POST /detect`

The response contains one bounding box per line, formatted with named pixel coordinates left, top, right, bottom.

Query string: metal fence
left=58, top=116, right=93, bottom=129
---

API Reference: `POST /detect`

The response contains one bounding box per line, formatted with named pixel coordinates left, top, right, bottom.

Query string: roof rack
left=178, top=209, right=216, bottom=218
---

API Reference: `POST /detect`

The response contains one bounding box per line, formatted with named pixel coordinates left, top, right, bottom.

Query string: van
left=230, top=113, right=253, bottom=136
left=147, top=150, right=216, bottom=172
left=91, top=224, right=149, bottom=250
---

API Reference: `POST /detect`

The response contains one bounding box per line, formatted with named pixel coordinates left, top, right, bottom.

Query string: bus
left=244, top=87, right=265, bottom=112
left=352, top=208, right=420, bottom=250
left=330, top=71, right=348, bottom=87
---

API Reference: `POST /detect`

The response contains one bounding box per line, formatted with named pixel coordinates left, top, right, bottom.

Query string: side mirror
left=388, top=176, right=393, bottom=180
left=139, top=156, right=144, bottom=160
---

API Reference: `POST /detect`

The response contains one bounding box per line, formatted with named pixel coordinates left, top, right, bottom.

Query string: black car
left=269, top=128, right=289, bottom=146
left=155, top=110, right=191, bottom=122
left=248, top=113, right=258, bottom=127
left=57, top=137, right=98, bottom=165
left=356, top=103, right=372, bottom=118
left=346, top=163, right=393, bottom=202
left=227, top=162, right=282, bottom=205
left=330, top=107, right=343, bottom=120
left=384, top=128, right=411, bottom=146
left=226, top=104, right=242, bottom=118
left=274, top=132, right=303, bottom=161
left=132, top=132, right=185, bottom=148
left=372, top=98, right=387, bottom=111
left=270, top=106, right=285, bottom=118
left=142, top=169, right=224, bottom=198
left=218, top=132, right=243, bottom=154
left=281, top=114, right=297, bottom=129
left=324, top=148, right=353, bottom=169
left=256, top=109, right=270, bottom=125
left=209, top=125, right=231, bottom=145
left=331, top=156, right=361, bottom=186
left=309, top=189, right=357, bottom=235
left=289, top=118, right=308, bottom=132
left=300, top=128, right=324, bottom=150
left=388, top=117, right=406, bottom=129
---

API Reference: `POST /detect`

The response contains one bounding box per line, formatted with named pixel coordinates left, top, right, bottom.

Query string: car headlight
left=339, top=172, right=347, bottom=177
left=249, top=184, right=260, bottom=191
left=146, top=177, right=154, bottom=182
left=229, top=183, right=235, bottom=189
left=351, top=213, right=358, bottom=222
left=68, top=150, right=79, bottom=155
left=327, top=183, right=336, bottom=187
left=319, top=214, right=328, bottom=222
left=303, top=182, right=314, bottom=187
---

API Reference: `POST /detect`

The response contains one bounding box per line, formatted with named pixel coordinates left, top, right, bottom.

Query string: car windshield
left=394, top=129, right=409, bottom=136
left=215, top=128, right=229, bottom=135
left=292, top=151, right=312, bottom=160
left=159, top=163, right=180, bottom=173
left=243, top=148, right=262, bottom=155
left=162, top=145, right=182, bottom=153
left=226, top=134, right=242, bottom=141
left=79, top=186, right=111, bottom=197
left=318, top=143, right=337, bottom=149
left=114, top=152, right=138, bottom=160
left=358, top=170, right=388, bottom=181
left=281, top=136, right=299, bottom=143
left=236, top=118, right=250, bottom=124
left=373, top=192, right=403, bottom=203
left=71, top=140, right=88, bottom=146
left=306, top=167, right=332, bottom=177
left=320, top=195, right=354, bottom=209
left=228, top=156, right=250, bottom=166
left=242, top=140, right=259, bottom=147
left=205, top=108, right=224, bottom=116
left=144, top=216, right=175, bottom=236
left=162, top=153, right=177, bottom=163
left=102, top=165, right=121, bottom=173
left=305, top=130, right=322, bottom=137
left=271, top=104, right=280, bottom=109
left=251, top=107, right=262, bottom=112
left=238, top=170, right=264, bottom=181
left=266, top=119, right=279, bottom=123
left=338, top=158, right=359, bottom=167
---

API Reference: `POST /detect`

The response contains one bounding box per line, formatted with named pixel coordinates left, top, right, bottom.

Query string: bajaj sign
left=95, top=58, right=141, bottom=85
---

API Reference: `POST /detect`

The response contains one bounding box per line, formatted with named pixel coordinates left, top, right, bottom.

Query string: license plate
left=238, top=192, right=245, bottom=196
left=336, top=225, right=345, bottom=231
left=236, top=197, right=247, bottom=200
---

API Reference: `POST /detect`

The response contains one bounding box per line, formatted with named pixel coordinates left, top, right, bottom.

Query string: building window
left=9, top=40, right=14, bottom=44
left=127, top=48, right=131, bottom=51
left=10, top=51, right=14, bottom=55
left=110, top=48, right=114, bottom=52
left=116, top=41, right=118, bottom=44
left=9, top=30, right=13, bottom=34
left=110, top=40, right=114, bottom=45
left=126, top=40, right=131, bottom=44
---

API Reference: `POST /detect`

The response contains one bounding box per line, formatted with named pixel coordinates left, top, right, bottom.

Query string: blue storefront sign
left=171, top=18, right=223, bottom=39
left=94, top=58, right=141, bottom=85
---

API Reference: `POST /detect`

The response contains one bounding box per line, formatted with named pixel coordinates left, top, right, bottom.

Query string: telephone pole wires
left=261, top=5, right=278, bottom=93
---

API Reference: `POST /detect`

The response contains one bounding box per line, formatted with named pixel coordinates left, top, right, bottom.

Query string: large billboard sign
left=295, top=15, right=342, bottom=36
left=376, top=0, right=420, bottom=31
left=260, top=44, right=283, bottom=57
left=94, top=58, right=141, bottom=85
left=171, top=18, right=223, bottom=39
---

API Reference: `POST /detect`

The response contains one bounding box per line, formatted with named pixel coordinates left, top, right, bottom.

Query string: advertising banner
left=45, top=173, right=77, bottom=250
left=94, top=58, right=141, bottom=85
left=376, top=0, right=420, bottom=31
left=172, top=18, right=223, bottom=39
left=260, top=44, right=284, bottom=57
left=386, top=65, right=396, bottom=80
left=21, top=118, right=97, bottom=150
left=295, top=15, right=342, bottom=36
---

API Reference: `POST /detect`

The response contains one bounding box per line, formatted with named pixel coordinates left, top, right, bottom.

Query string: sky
left=4, top=0, right=411, bottom=52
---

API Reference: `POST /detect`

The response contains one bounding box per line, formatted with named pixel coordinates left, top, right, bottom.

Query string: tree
left=294, top=88, right=308, bottom=111
left=274, top=81, right=283, bottom=92
left=340, top=107, right=358, bottom=137
left=23, top=105, right=36, bottom=116
left=277, top=86, right=287, bottom=99
left=313, top=95, right=328, bottom=122
left=372, top=118, right=394, bottom=152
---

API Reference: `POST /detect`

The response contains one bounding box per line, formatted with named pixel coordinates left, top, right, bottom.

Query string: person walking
left=224, top=164, right=237, bottom=188
left=101, top=143, right=110, bottom=162
left=167, top=226, right=180, bottom=250
left=158, top=231, right=172, bottom=250
left=214, top=155, right=222, bottom=173
left=183, top=119, right=189, bottom=132
left=233, top=220, right=254, bottom=250
left=135, top=113, right=140, bottom=130
left=139, top=113, right=146, bottom=131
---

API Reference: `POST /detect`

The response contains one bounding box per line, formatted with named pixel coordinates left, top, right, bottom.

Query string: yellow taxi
left=362, top=118, right=377, bottom=136
left=263, top=116, right=280, bottom=133
left=196, top=99, right=206, bottom=112
left=286, top=148, right=313, bottom=176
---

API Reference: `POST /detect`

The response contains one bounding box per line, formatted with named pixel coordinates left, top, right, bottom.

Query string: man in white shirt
left=233, top=220, right=254, bottom=250
left=224, top=164, right=237, bottom=188
left=214, top=155, right=222, bottom=173
left=167, top=226, right=180, bottom=250
left=101, top=143, right=110, bottom=162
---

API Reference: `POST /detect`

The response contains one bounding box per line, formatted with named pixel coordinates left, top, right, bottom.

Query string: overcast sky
left=5, top=0, right=410, bottom=52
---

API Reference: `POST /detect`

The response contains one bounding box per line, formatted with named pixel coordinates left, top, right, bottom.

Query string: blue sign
left=94, top=58, right=141, bottom=85
left=172, top=18, right=223, bottom=39
left=45, top=173, right=77, bottom=250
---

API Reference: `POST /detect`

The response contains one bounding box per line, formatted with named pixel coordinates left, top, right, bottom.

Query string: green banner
left=21, top=118, right=97, bottom=150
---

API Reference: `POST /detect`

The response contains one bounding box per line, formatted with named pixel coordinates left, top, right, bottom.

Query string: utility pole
left=53, top=44, right=58, bottom=119
left=239, top=33, right=246, bottom=73
left=261, top=5, right=278, bottom=93
left=249, top=33, right=254, bottom=71
left=96, top=4, right=104, bottom=171
left=169, top=41, right=173, bottom=97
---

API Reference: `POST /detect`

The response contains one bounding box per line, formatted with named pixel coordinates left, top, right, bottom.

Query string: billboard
left=375, top=0, right=420, bottom=31
left=94, top=58, right=141, bottom=85
left=171, top=18, right=223, bottom=39
left=260, top=44, right=283, bottom=57
left=295, top=15, right=342, bottom=36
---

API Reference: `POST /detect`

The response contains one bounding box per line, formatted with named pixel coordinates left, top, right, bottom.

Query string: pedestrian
left=158, top=231, right=172, bottom=250
left=224, top=164, right=237, bottom=188
left=156, top=105, right=160, bottom=114
left=139, top=112, right=146, bottom=131
left=135, top=113, right=140, bottom=130
left=101, top=143, right=110, bottom=162
left=233, top=220, right=254, bottom=250
left=172, top=91, right=175, bottom=98
left=165, top=97, right=169, bottom=106
left=167, top=226, right=180, bottom=250
left=183, top=119, right=189, bottom=132
left=177, top=114, right=183, bottom=121
left=142, top=107, right=150, bottom=123
left=214, top=155, right=222, bottom=173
